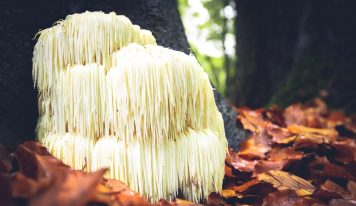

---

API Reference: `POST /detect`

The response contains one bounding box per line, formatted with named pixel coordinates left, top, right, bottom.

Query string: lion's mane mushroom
left=33, top=11, right=227, bottom=202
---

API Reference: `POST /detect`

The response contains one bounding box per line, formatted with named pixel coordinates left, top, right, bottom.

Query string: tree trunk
left=0, top=0, right=246, bottom=150
left=232, top=0, right=356, bottom=113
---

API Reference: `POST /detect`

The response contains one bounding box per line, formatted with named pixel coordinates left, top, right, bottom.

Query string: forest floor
left=1, top=99, right=356, bottom=206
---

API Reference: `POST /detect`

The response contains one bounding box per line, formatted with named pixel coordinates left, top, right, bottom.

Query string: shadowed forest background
left=0, top=0, right=356, bottom=149
left=179, top=0, right=356, bottom=113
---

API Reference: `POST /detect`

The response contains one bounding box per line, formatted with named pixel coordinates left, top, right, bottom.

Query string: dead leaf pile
left=222, top=99, right=356, bottom=205
left=0, top=142, right=199, bottom=206
left=1, top=98, right=356, bottom=206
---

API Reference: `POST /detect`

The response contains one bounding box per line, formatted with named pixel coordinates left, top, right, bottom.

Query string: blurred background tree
left=179, top=0, right=356, bottom=113
left=178, top=0, right=236, bottom=96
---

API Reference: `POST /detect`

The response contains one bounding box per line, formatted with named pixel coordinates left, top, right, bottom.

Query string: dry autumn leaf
left=257, top=170, right=315, bottom=196
left=320, top=179, right=350, bottom=199
left=230, top=152, right=257, bottom=172
left=332, top=140, right=356, bottom=163
left=329, top=199, right=356, bottom=206
left=262, top=190, right=303, bottom=206
left=348, top=181, right=356, bottom=200
left=0, top=145, right=12, bottom=173
left=237, top=133, right=271, bottom=160
left=220, top=189, right=242, bottom=198
left=227, top=179, right=261, bottom=193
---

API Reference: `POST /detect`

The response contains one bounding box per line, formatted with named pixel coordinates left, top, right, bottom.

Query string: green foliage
left=178, top=0, right=236, bottom=96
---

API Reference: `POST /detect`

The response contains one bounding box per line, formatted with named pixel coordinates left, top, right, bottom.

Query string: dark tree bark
left=0, top=0, right=246, bottom=150
left=232, top=0, right=356, bottom=113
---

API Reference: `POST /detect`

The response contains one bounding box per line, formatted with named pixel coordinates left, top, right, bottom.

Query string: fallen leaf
left=231, top=154, right=257, bottom=172
left=257, top=170, right=315, bottom=196
left=238, top=108, right=295, bottom=144
left=224, top=163, right=232, bottom=175
left=11, top=173, right=39, bottom=198
left=238, top=133, right=271, bottom=160
left=329, top=199, right=356, bottom=206
left=267, top=147, right=304, bottom=162
left=0, top=145, right=12, bottom=173
left=253, top=161, right=285, bottom=177
left=227, top=179, right=260, bottom=193
left=327, top=111, right=348, bottom=128
left=15, top=144, right=44, bottom=180
left=288, top=125, right=337, bottom=136
left=284, top=99, right=327, bottom=128
left=262, top=189, right=312, bottom=206
left=220, top=189, right=242, bottom=198
left=320, top=179, right=350, bottom=199
left=345, top=117, right=356, bottom=136
left=30, top=169, right=106, bottom=206
left=159, top=198, right=201, bottom=206
left=332, top=140, right=356, bottom=163
left=96, top=178, right=152, bottom=206
left=322, top=163, right=349, bottom=179
left=0, top=174, right=14, bottom=205
left=173, top=198, right=200, bottom=205
left=207, top=193, right=230, bottom=206
left=263, top=106, right=286, bottom=127
left=348, top=181, right=356, bottom=200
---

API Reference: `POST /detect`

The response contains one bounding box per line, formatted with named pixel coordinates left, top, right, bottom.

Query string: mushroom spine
left=33, top=11, right=227, bottom=202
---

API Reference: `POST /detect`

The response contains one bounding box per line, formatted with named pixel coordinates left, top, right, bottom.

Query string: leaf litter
left=1, top=98, right=356, bottom=205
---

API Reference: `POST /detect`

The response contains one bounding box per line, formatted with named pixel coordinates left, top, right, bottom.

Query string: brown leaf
left=288, top=125, right=337, bottom=137
left=30, top=169, right=106, bottom=206
left=227, top=179, right=260, bottom=193
left=253, top=161, right=285, bottom=177
left=329, top=199, right=356, bottom=206
left=238, top=133, right=271, bottom=160
left=0, top=145, right=12, bottom=173
left=323, top=163, right=349, bottom=179
left=11, top=173, right=39, bottom=198
left=284, top=104, right=308, bottom=126
left=0, top=174, right=14, bottom=205
left=36, top=155, right=71, bottom=176
left=309, top=156, right=329, bottom=169
left=327, top=111, right=348, bottom=128
left=288, top=125, right=338, bottom=144
left=230, top=153, right=257, bottom=172
left=104, top=178, right=129, bottom=193
left=267, top=147, right=304, bottom=162
left=112, top=190, right=152, bottom=206
left=264, top=106, right=286, bottom=127
left=207, top=193, right=230, bottom=206
left=238, top=108, right=293, bottom=143
left=345, top=116, right=356, bottom=136
left=348, top=181, right=356, bottom=200
left=284, top=99, right=327, bottom=128
left=159, top=198, right=201, bottom=206
left=266, top=125, right=294, bottom=144
left=257, top=170, right=315, bottom=196
left=262, top=189, right=313, bottom=206
left=173, top=198, right=200, bottom=206
left=220, top=189, right=242, bottom=198
left=93, top=178, right=152, bottom=206
left=20, top=141, right=51, bottom=156
left=15, top=144, right=43, bottom=180
left=332, top=140, right=356, bottom=163
left=254, top=148, right=303, bottom=176
left=238, top=108, right=267, bottom=133
left=320, top=179, right=350, bottom=199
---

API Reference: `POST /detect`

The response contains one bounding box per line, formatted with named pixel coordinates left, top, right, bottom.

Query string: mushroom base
left=41, top=129, right=226, bottom=202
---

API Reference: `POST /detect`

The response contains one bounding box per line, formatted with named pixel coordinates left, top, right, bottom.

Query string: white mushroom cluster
left=33, top=11, right=227, bottom=202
